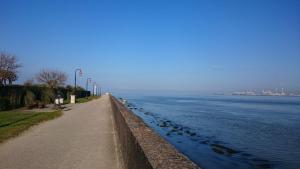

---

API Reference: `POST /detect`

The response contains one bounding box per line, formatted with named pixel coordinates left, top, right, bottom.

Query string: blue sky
left=1, top=0, right=299, bottom=94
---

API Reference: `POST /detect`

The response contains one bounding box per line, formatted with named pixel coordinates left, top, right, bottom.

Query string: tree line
left=0, top=52, right=67, bottom=88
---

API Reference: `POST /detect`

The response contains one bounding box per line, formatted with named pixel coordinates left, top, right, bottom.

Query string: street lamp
left=74, top=68, right=82, bottom=97
left=93, top=82, right=98, bottom=96
left=98, top=84, right=101, bottom=96
left=97, top=84, right=102, bottom=96
left=86, top=78, right=92, bottom=97
left=99, top=85, right=101, bottom=96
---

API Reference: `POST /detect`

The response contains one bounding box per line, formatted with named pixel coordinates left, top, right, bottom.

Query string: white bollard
left=55, top=99, right=59, bottom=105
left=70, top=95, right=76, bottom=104
left=59, top=98, right=64, bottom=104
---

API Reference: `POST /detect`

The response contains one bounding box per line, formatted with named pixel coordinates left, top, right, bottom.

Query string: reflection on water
left=119, top=95, right=300, bottom=169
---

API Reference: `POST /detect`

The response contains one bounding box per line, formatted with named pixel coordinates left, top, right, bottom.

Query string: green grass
left=0, top=110, right=62, bottom=143
left=76, top=96, right=100, bottom=103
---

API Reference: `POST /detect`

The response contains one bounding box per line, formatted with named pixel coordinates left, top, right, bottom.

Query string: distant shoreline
left=213, top=93, right=300, bottom=97
left=231, top=94, right=300, bottom=97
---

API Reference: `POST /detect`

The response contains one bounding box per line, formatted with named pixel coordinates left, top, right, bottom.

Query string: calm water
left=118, top=95, right=300, bottom=169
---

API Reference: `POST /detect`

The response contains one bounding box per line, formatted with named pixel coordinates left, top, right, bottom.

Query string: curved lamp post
left=97, top=84, right=102, bottom=96
left=74, top=68, right=82, bottom=97
left=99, top=84, right=101, bottom=96
left=86, top=78, right=92, bottom=97
left=93, top=82, right=98, bottom=96
left=97, top=84, right=101, bottom=96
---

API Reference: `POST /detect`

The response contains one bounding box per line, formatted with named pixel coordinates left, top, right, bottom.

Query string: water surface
left=118, top=95, right=300, bottom=169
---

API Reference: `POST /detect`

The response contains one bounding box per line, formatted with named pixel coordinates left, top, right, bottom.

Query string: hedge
left=0, top=85, right=90, bottom=111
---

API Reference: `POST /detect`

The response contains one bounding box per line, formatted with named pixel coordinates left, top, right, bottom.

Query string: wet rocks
left=212, top=146, right=225, bottom=154
left=177, top=132, right=183, bottom=135
left=200, top=140, right=209, bottom=144
left=159, top=121, right=169, bottom=128
left=210, top=144, right=238, bottom=156
left=190, top=132, right=196, bottom=136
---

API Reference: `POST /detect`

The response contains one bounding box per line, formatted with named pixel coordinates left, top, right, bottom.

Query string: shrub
left=41, top=88, right=54, bottom=104
left=0, top=85, right=90, bottom=111
left=24, top=90, right=36, bottom=108
left=0, top=98, right=10, bottom=110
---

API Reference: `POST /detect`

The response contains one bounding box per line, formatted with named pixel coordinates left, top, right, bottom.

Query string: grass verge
left=0, top=110, right=62, bottom=143
left=76, top=96, right=100, bottom=103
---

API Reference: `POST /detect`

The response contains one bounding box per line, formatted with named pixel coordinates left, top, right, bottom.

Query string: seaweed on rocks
left=210, top=144, right=238, bottom=156
left=212, top=146, right=225, bottom=155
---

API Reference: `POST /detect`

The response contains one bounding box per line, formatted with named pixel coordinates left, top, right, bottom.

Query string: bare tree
left=36, top=69, right=68, bottom=88
left=0, top=52, right=21, bottom=85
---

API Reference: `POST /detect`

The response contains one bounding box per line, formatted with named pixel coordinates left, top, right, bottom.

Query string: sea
left=116, top=94, right=300, bottom=169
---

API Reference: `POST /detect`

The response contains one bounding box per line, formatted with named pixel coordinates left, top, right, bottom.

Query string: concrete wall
left=109, top=95, right=200, bottom=169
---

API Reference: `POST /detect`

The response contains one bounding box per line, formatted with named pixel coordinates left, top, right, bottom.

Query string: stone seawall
left=109, top=95, right=200, bottom=169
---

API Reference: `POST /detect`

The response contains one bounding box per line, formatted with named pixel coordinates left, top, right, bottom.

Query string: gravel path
left=0, top=95, right=121, bottom=169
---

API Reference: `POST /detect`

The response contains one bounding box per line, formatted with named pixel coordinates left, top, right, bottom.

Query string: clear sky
left=1, top=0, right=299, bottom=94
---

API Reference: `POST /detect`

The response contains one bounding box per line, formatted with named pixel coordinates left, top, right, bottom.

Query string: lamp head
left=79, top=69, right=83, bottom=76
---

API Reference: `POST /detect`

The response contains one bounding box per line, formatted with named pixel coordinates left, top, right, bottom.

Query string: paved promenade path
left=0, top=95, right=121, bottom=169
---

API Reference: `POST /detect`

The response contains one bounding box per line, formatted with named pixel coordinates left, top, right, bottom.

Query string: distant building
left=232, top=88, right=298, bottom=97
